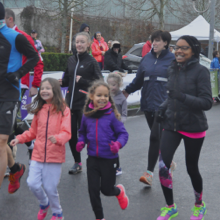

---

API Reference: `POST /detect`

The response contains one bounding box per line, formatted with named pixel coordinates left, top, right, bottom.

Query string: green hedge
left=41, top=52, right=72, bottom=71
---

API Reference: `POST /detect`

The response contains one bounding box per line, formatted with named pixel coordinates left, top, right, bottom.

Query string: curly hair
left=83, top=80, right=121, bottom=120
left=27, top=78, right=66, bottom=115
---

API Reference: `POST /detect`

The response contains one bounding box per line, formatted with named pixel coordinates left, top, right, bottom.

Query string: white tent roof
left=170, top=15, right=220, bottom=42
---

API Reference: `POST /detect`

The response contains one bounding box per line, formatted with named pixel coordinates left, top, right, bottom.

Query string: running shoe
left=157, top=204, right=178, bottom=220
left=116, top=184, right=129, bottom=210
left=190, top=201, right=207, bottom=220
left=68, top=163, right=82, bottom=174
left=38, top=202, right=50, bottom=220
left=116, top=167, right=122, bottom=176
left=8, top=163, right=26, bottom=194
left=51, top=213, right=64, bottom=220
left=139, top=170, right=153, bottom=186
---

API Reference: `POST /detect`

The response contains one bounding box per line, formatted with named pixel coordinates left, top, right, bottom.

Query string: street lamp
left=192, top=0, right=215, bottom=60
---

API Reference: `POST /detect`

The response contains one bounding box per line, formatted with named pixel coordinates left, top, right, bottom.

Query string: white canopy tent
left=170, top=15, right=220, bottom=42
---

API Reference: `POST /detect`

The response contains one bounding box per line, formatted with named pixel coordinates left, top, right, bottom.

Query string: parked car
left=122, top=43, right=211, bottom=70
left=122, top=43, right=144, bottom=70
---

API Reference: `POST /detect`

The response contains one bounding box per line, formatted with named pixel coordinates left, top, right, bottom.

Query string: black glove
left=168, top=89, right=186, bottom=102
left=6, top=71, right=21, bottom=84
left=156, top=107, right=166, bottom=123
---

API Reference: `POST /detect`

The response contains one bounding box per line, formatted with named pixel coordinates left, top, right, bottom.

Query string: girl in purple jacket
left=76, top=80, right=129, bottom=220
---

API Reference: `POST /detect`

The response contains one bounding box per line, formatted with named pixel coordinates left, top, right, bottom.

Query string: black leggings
left=87, top=156, right=120, bottom=219
left=69, top=109, right=83, bottom=163
left=144, top=111, right=162, bottom=172
left=159, top=129, right=204, bottom=205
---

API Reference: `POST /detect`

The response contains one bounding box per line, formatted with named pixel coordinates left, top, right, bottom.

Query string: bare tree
left=38, top=0, right=108, bottom=53
left=113, top=0, right=171, bottom=30
left=167, top=0, right=220, bottom=28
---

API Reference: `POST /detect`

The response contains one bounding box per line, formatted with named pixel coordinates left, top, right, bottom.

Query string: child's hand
left=109, top=141, right=122, bottom=154
left=76, top=141, right=85, bottom=152
left=10, top=139, right=19, bottom=147
left=48, top=135, right=57, bottom=144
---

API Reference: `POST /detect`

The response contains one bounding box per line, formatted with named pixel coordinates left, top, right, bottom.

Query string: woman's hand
left=122, top=90, right=129, bottom=99
left=168, top=89, right=186, bottom=102
left=58, top=79, right=62, bottom=86
left=76, top=75, right=82, bottom=83
left=101, top=51, right=105, bottom=55
left=10, top=139, right=19, bottom=147
left=48, top=135, right=57, bottom=144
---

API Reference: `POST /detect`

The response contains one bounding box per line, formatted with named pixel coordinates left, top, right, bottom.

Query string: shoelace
left=9, top=174, right=16, bottom=184
left=160, top=207, right=171, bottom=217
left=191, top=207, right=201, bottom=217
left=39, top=208, right=48, bottom=214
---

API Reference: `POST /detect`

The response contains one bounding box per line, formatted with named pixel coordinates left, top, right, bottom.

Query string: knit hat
left=0, top=2, right=5, bottom=20
left=111, top=41, right=120, bottom=49
left=177, top=35, right=201, bottom=59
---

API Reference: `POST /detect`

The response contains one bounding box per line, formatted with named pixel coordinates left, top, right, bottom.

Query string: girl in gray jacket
left=107, top=72, right=127, bottom=175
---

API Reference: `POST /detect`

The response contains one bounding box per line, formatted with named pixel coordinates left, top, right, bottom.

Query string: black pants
left=144, top=111, right=162, bottom=172
left=69, top=109, right=83, bottom=163
left=87, top=156, right=120, bottom=219
left=159, top=130, right=204, bottom=205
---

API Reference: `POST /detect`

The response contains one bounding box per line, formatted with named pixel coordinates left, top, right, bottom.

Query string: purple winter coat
left=78, top=108, right=129, bottom=159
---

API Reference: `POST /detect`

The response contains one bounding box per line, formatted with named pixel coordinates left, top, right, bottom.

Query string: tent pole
left=208, top=0, right=216, bottom=60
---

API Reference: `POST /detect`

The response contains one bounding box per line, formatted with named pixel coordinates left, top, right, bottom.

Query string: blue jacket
left=0, top=25, right=39, bottom=101
left=125, top=49, right=175, bottom=112
left=78, top=109, right=129, bottom=159
left=210, top=57, right=220, bottom=69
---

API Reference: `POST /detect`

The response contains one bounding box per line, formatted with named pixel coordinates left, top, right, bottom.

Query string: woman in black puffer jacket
left=156, top=36, right=212, bottom=220
left=60, top=32, right=102, bottom=175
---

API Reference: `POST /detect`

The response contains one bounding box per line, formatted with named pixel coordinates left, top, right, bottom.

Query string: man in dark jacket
left=104, top=41, right=132, bottom=73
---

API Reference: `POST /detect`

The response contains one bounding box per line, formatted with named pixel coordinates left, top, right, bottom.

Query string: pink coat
left=91, top=37, right=108, bottom=62
left=17, top=104, right=71, bottom=163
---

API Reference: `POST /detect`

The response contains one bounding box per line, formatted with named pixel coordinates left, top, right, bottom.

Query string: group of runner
left=0, top=2, right=213, bottom=220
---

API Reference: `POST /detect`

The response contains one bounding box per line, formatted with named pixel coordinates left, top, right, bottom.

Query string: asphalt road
left=0, top=104, right=219, bottom=220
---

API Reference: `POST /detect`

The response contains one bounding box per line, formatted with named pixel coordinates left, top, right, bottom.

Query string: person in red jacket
left=91, top=32, right=108, bottom=70
left=142, top=36, right=152, bottom=57
left=5, top=8, right=43, bottom=96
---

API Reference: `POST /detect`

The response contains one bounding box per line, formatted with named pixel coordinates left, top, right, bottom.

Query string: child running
left=76, top=80, right=129, bottom=220
left=10, top=78, right=71, bottom=220
left=107, top=72, right=127, bottom=175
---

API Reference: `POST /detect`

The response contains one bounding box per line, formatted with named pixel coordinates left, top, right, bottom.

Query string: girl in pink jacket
left=10, top=78, right=71, bottom=220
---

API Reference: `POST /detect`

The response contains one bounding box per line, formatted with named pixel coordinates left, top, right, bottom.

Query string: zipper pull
left=155, top=59, right=157, bottom=64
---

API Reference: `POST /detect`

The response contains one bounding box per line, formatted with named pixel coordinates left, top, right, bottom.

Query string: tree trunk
left=159, top=0, right=165, bottom=30
left=60, top=0, right=68, bottom=53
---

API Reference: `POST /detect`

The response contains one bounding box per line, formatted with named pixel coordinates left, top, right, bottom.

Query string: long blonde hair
left=83, top=80, right=121, bottom=120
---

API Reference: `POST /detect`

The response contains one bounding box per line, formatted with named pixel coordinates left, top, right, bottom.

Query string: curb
left=127, top=108, right=144, bottom=117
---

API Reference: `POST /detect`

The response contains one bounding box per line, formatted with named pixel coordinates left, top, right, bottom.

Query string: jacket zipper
left=44, top=108, right=50, bottom=162
left=173, top=71, right=179, bottom=131
left=96, top=119, right=99, bottom=157
left=70, top=54, right=80, bottom=110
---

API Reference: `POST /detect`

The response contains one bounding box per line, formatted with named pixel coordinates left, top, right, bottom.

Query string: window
left=131, top=48, right=142, bottom=57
